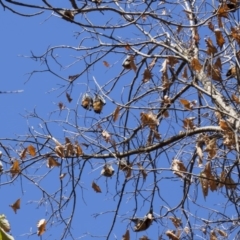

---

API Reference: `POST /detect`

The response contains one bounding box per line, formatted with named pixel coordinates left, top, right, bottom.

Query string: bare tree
left=1, top=0, right=240, bottom=239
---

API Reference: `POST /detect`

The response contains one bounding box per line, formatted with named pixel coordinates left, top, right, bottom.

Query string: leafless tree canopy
left=1, top=0, right=240, bottom=239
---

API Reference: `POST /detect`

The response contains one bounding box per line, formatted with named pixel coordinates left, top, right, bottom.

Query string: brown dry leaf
left=63, top=10, right=74, bottom=20
left=59, top=173, right=67, bottom=180
left=179, top=99, right=193, bottom=110
left=207, top=63, right=222, bottom=81
left=142, top=68, right=152, bottom=83
left=210, top=230, right=217, bottom=240
left=66, top=92, right=72, bottom=103
left=102, top=130, right=111, bottom=143
left=169, top=217, right=182, bottom=228
left=163, top=110, right=169, bottom=118
left=231, top=27, right=240, bottom=45
left=199, top=171, right=209, bottom=199
left=214, top=57, right=222, bottom=71
left=219, top=120, right=231, bottom=130
left=92, top=181, right=102, bottom=193
left=125, top=44, right=131, bottom=51
left=125, top=163, right=133, bottom=178
left=182, top=66, right=188, bottom=79
left=37, top=219, right=46, bottom=236
left=20, top=148, right=27, bottom=160
left=167, top=56, right=179, bottom=67
left=205, top=138, right=217, bottom=159
left=139, top=236, right=149, bottom=240
left=122, top=229, right=130, bottom=240
left=58, top=102, right=65, bottom=110
left=140, top=112, right=159, bottom=129
left=28, top=145, right=36, bottom=157
left=103, top=61, right=110, bottom=67
left=193, top=29, right=200, bottom=44
left=113, top=106, right=120, bottom=122
left=223, top=130, right=235, bottom=147
left=216, top=229, right=227, bottom=237
left=219, top=171, right=237, bottom=189
left=75, top=141, right=83, bottom=157
left=10, top=160, right=20, bottom=178
left=55, top=145, right=65, bottom=158
left=208, top=22, right=215, bottom=32
left=215, top=29, right=225, bottom=49
left=191, top=58, right=202, bottom=71
left=137, top=163, right=147, bottom=180
left=177, top=25, right=182, bottom=33
left=183, top=117, right=196, bottom=130
left=65, top=139, right=75, bottom=157
left=205, top=38, right=218, bottom=55
left=171, top=159, right=187, bottom=179
left=10, top=199, right=20, bottom=214
left=165, top=230, right=179, bottom=240
left=215, top=111, right=222, bottom=120
left=141, top=14, right=147, bottom=21
left=232, top=94, right=240, bottom=104
left=217, top=4, right=229, bottom=18
left=101, top=164, right=114, bottom=177
left=129, top=55, right=137, bottom=72
left=47, top=157, right=61, bottom=168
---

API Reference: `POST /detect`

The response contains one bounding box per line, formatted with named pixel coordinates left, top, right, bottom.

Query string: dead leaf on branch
left=216, top=229, right=227, bottom=237
left=92, top=181, right=102, bottom=193
left=140, top=112, right=159, bottom=129
left=20, top=148, right=27, bottom=160
left=9, top=199, right=20, bottom=214
left=205, top=38, right=217, bottom=55
left=75, top=141, right=83, bottom=157
left=122, top=55, right=137, bottom=72
left=167, top=56, right=179, bottom=67
left=122, top=229, right=130, bottom=240
left=179, top=99, right=194, bottom=110
left=139, top=236, right=150, bottom=240
left=103, top=61, right=110, bottom=67
left=215, top=29, right=225, bottom=49
left=208, top=22, right=215, bottom=32
left=169, top=217, right=182, bottom=228
left=207, top=63, right=222, bottom=81
left=205, top=138, right=217, bottom=159
left=165, top=230, right=180, bottom=240
left=171, top=159, right=187, bottom=179
left=231, top=27, right=240, bottom=45
left=47, top=157, right=61, bottom=168
left=142, top=68, right=153, bottom=83
left=182, top=66, right=188, bottom=79
left=210, top=230, right=218, bottom=240
left=219, top=171, right=237, bottom=189
left=28, top=145, right=36, bottom=156
left=183, top=117, right=196, bottom=130
left=55, top=145, right=65, bottom=158
left=101, top=164, right=114, bottom=177
left=232, top=94, right=240, bottom=104
left=191, top=58, right=202, bottom=71
left=66, top=92, right=72, bottom=103
left=113, top=106, right=120, bottom=122
left=137, top=163, right=147, bottom=180
left=37, top=219, right=46, bottom=236
left=10, top=160, right=20, bottom=178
